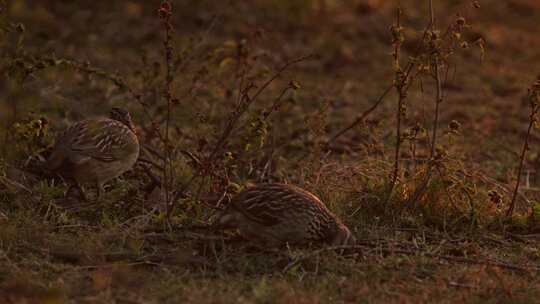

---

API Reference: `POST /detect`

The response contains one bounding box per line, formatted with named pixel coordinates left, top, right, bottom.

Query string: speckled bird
left=214, top=183, right=355, bottom=247
left=46, top=108, right=139, bottom=200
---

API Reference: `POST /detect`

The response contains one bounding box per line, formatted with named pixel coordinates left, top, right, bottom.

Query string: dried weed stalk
left=507, top=76, right=540, bottom=217
left=390, top=1, right=482, bottom=214
left=158, top=0, right=177, bottom=217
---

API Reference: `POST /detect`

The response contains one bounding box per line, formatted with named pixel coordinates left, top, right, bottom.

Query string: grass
left=1, top=0, right=540, bottom=303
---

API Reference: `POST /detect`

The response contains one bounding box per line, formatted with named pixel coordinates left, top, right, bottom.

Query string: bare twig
left=381, top=12, right=437, bottom=207
left=401, top=1, right=456, bottom=209
left=507, top=118, right=534, bottom=217
left=328, top=84, right=393, bottom=145
left=507, top=76, right=540, bottom=217
left=385, top=7, right=406, bottom=206
left=261, top=84, right=295, bottom=121
left=209, top=54, right=314, bottom=159
left=429, top=0, right=444, bottom=159
left=52, top=58, right=164, bottom=143
left=158, top=1, right=176, bottom=218
left=172, top=55, right=313, bottom=206
left=142, top=143, right=166, bottom=161
left=236, top=83, right=295, bottom=140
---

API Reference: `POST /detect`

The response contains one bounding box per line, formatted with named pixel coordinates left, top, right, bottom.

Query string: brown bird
left=46, top=108, right=139, bottom=200
left=214, top=183, right=355, bottom=247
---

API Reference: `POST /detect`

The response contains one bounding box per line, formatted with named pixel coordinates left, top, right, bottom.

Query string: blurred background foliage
left=1, top=1, right=540, bottom=302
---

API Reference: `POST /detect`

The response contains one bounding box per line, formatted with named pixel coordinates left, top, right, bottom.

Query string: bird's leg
left=65, top=184, right=75, bottom=197
left=96, top=183, right=104, bottom=201
left=75, top=182, right=88, bottom=202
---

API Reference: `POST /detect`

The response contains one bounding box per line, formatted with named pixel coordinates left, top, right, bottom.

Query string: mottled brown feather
left=216, top=183, right=355, bottom=246
left=46, top=108, right=139, bottom=198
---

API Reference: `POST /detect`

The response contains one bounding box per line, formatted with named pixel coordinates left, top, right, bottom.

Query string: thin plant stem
left=209, top=54, right=313, bottom=160
left=403, top=0, right=446, bottom=210
left=507, top=77, right=540, bottom=217
left=158, top=1, right=175, bottom=218
left=429, top=0, right=443, bottom=158
left=506, top=111, right=535, bottom=217
left=328, top=84, right=393, bottom=145
left=385, top=7, right=405, bottom=206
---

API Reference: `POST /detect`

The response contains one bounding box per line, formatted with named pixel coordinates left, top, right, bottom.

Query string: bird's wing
left=65, top=119, right=136, bottom=163
left=231, top=184, right=301, bottom=226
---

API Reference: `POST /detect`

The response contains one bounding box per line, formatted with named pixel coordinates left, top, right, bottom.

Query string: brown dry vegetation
left=1, top=0, right=540, bottom=303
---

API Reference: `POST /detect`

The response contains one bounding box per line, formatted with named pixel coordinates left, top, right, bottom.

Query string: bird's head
left=109, top=107, right=136, bottom=133
left=331, top=224, right=356, bottom=247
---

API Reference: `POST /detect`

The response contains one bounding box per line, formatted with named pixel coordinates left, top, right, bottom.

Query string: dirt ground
left=1, top=1, right=540, bottom=303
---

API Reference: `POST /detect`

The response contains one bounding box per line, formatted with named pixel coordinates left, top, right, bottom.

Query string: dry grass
left=1, top=0, right=540, bottom=303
